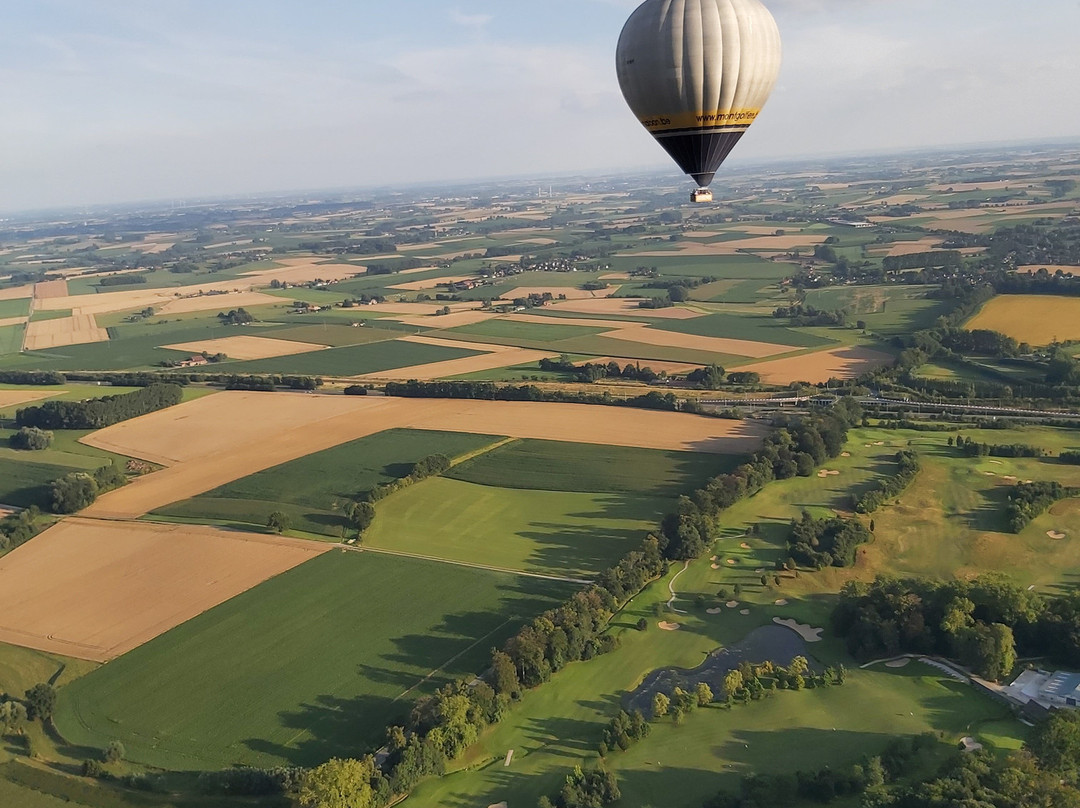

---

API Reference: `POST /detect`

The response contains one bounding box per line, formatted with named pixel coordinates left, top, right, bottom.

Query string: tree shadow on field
left=244, top=693, right=403, bottom=768
left=517, top=714, right=602, bottom=758
left=966, top=485, right=1010, bottom=533
left=519, top=492, right=665, bottom=577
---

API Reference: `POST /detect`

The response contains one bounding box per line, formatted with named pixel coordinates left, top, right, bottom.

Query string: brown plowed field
left=603, top=326, right=797, bottom=359
left=735, top=346, right=893, bottom=384
left=0, top=518, right=328, bottom=661
left=239, top=258, right=362, bottom=285
left=23, top=312, right=109, bottom=350
left=80, top=393, right=765, bottom=518
left=161, top=335, right=328, bottom=360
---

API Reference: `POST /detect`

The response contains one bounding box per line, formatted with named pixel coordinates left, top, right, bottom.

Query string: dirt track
left=80, top=392, right=767, bottom=518
left=0, top=518, right=327, bottom=661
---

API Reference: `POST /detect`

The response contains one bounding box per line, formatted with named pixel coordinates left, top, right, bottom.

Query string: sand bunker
left=773, top=617, right=824, bottom=643
left=707, top=608, right=723, bottom=615
left=0, top=518, right=327, bottom=661
left=740, top=542, right=751, bottom=549
left=841, top=452, right=851, bottom=458
left=817, top=469, right=841, bottom=478
left=1049, top=531, right=1068, bottom=540
left=886, top=658, right=912, bottom=669
left=711, top=564, right=720, bottom=569
left=162, top=335, right=328, bottom=361
left=740, top=609, right=751, bottom=616
left=733, top=346, right=893, bottom=385
left=960, top=737, right=984, bottom=753
left=658, top=622, right=680, bottom=631
left=726, top=601, right=740, bottom=609
left=774, top=599, right=789, bottom=606
left=726, top=559, right=738, bottom=565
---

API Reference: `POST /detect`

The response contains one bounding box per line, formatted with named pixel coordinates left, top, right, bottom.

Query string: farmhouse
left=178, top=355, right=209, bottom=368
left=1004, top=669, right=1080, bottom=709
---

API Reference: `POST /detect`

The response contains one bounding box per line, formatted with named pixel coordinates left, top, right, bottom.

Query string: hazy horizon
left=4, top=0, right=1080, bottom=212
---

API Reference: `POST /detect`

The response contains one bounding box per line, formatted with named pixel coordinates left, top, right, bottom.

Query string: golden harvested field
left=631, top=234, right=828, bottom=256
left=161, top=335, right=328, bottom=360
left=388, top=275, right=480, bottom=291
left=0, top=316, right=27, bottom=329
left=359, top=338, right=555, bottom=381
left=547, top=298, right=705, bottom=318
left=734, top=346, right=893, bottom=384
left=23, top=312, right=109, bottom=350
left=505, top=313, right=641, bottom=329
left=886, top=237, right=944, bottom=257
left=0, top=389, right=62, bottom=408
left=967, top=295, right=1080, bottom=345
left=34, top=279, right=69, bottom=299
left=394, top=310, right=498, bottom=328
left=0, top=518, right=327, bottom=662
left=503, top=286, right=622, bottom=301
left=155, top=291, right=283, bottom=316
left=0, top=284, right=34, bottom=301
left=80, top=393, right=765, bottom=518
left=1019, top=265, right=1080, bottom=275
left=34, top=280, right=275, bottom=317
left=604, top=326, right=797, bottom=359
left=239, top=257, right=361, bottom=285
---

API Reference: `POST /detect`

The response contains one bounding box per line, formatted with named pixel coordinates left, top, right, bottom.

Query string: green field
left=609, top=254, right=793, bottom=280
left=223, top=339, right=483, bottom=376
left=652, top=312, right=836, bottom=348
left=0, top=324, right=24, bottom=354
left=444, top=439, right=738, bottom=497
left=0, top=642, right=96, bottom=697
left=0, top=298, right=30, bottom=319
left=54, top=552, right=573, bottom=771
left=154, top=429, right=502, bottom=536
left=262, top=323, right=404, bottom=347
left=0, top=456, right=87, bottom=508
left=364, top=477, right=666, bottom=579
left=445, top=318, right=608, bottom=343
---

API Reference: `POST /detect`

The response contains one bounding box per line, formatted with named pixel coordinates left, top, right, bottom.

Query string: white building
left=1005, top=669, right=1080, bottom=709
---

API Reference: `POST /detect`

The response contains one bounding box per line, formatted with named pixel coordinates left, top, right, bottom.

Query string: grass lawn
left=222, top=339, right=483, bottom=377
left=154, top=429, right=502, bottom=537
left=0, top=642, right=96, bottom=698
left=363, top=477, right=666, bottom=579
left=54, top=552, right=574, bottom=771
left=405, top=555, right=1023, bottom=808
left=651, top=313, right=836, bottom=349
left=0, top=456, right=85, bottom=508
left=444, top=439, right=740, bottom=498
left=609, top=254, right=792, bottom=280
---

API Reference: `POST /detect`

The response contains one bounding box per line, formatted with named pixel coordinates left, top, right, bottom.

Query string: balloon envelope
left=616, top=0, right=782, bottom=188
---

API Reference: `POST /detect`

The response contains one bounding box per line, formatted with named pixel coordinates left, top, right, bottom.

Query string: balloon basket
left=690, top=189, right=714, bottom=204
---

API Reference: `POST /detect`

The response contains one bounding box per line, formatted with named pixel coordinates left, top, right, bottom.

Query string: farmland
left=0, top=145, right=1079, bottom=808
left=54, top=551, right=574, bottom=770
left=965, top=294, right=1080, bottom=345
left=155, top=429, right=503, bottom=536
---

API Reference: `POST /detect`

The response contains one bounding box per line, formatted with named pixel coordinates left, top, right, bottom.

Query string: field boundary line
left=447, top=436, right=518, bottom=469
left=346, top=544, right=592, bottom=585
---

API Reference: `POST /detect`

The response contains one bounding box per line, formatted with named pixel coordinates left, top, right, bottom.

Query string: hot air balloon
left=616, top=0, right=782, bottom=203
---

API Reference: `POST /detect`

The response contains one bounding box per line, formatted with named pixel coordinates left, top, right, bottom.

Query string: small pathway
left=666, top=560, right=690, bottom=614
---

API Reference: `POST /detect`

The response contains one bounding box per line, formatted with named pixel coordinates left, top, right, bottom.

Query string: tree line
left=954, top=435, right=1047, bottom=458
left=538, top=356, right=662, bottom=384
left=384, top=380, right=682, bottom=413
left=274, top=405, right=860, bottom=807
left=1006, top=481, right=1077, bottom=533
left=788, top=512, right=872, bottom=568
left=16, top=384, right=183, bottom=430
left=832, top=573, right=1080, bottom=679
left=854, top=450, right=920, bottom=514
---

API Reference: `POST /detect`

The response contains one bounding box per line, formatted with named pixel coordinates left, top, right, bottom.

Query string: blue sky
left=2, top=0, right=1080, bottom=210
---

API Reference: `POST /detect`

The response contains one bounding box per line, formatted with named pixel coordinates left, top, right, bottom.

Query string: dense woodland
left=15, top=384, right=183, bottom=430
